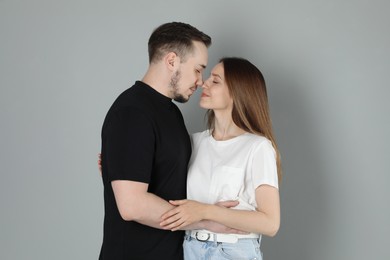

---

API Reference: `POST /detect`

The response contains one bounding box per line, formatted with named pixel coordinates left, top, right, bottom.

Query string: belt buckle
left=195, top=232, right=211, bottom=242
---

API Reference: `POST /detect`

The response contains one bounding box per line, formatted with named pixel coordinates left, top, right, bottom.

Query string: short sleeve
left=251, top=139, right=279, bottom=190
left=104, top=107, right=155, bottom=183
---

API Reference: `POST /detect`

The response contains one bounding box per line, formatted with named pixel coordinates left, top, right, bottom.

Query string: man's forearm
left=112, top=180, right=176, bottom=229
left=133, top=192, right=176, bottom=229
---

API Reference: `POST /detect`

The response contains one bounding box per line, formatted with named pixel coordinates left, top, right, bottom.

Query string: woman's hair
left=148, top=22, right=211, bottom=64
left=206, top=57, right=282, bottom=181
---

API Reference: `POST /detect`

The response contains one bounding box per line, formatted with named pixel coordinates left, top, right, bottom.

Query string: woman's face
left=199, top=62, right=233, bottom=111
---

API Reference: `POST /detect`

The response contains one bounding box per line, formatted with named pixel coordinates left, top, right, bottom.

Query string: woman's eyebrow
left=211, top=73, right=222, bottom=79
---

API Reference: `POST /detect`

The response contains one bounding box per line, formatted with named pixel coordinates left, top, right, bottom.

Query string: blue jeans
left=183, top=234, right=263, bottom=260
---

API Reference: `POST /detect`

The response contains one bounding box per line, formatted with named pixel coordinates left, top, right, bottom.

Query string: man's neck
left=142, top=65, right=172, bottom=99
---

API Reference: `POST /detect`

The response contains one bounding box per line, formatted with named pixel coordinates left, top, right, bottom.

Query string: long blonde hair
left=207, top=57, right=282, bottom=182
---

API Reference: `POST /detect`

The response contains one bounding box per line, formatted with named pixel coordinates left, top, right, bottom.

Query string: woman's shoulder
left=243, top=132, right=270, bottom=143
left=242, top=133, right=275, bottom=151
left=191, top=129, right=210, bottom=140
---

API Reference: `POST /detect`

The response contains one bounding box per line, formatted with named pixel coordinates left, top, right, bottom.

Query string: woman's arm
left=182, top=220, right=248, bottom=234
left=166, top=200, right=249, bottom=234
left=160, top=184, right=280, bottom=237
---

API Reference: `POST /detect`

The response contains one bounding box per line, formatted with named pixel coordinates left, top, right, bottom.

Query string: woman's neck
left=212, top=112, right=245, bottom=141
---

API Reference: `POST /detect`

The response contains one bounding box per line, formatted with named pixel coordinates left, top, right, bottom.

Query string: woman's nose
left=201, top=79, right=209, bottom=89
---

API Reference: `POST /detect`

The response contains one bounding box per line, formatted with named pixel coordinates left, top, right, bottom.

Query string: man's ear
left=165, top=52, right=179, bottom=71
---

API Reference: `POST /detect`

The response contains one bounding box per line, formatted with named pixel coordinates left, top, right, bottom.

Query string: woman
left=159, top=57, right=281, bottom=260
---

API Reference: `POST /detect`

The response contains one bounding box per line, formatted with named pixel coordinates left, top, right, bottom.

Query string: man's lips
left=201, top=92, right=209, bottom=97
left=189, top=86, right=197, bottom=94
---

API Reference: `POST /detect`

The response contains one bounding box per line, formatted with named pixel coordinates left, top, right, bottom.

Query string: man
left=99, top=22, right=211, bottom=259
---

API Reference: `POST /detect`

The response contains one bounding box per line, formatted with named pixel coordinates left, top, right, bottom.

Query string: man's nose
left=196, top=76, right=203, bottom=87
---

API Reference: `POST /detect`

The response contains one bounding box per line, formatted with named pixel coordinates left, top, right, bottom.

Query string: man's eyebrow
left=199, top=64, right=206, bottom=69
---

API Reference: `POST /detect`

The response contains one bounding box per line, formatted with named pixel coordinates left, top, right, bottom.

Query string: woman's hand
left=160, top=200, right=207, bottom=231
left=159, top=199, right=240, bottom=231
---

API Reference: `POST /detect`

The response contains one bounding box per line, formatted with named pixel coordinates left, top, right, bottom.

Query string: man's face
left=169, top=41, right=208, bottom=103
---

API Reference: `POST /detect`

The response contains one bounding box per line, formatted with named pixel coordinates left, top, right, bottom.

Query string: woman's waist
left=185, top=229, right=260, bottom=243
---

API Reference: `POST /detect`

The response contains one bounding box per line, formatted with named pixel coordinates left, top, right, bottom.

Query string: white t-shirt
left=187, top=130, right=278, bottom=211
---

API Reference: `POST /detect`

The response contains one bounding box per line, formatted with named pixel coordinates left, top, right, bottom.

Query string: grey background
left=1, top=0, right=389, bottom=259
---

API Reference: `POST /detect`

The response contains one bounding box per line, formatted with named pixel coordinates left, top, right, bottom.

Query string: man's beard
left=169, top=70, right=189, bottom=103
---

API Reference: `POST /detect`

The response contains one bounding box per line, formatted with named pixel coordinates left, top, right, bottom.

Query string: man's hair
left=148, top=22, right=211, bottom=64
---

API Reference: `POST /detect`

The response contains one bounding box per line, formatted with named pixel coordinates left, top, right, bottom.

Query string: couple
left=99, top=22, right=281, bottom=260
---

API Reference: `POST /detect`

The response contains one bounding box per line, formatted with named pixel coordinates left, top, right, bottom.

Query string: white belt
left=186, top=230, right=260, bottom=244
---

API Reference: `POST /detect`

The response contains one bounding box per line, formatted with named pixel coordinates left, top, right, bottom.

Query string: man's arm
left=111, top=178, right=248, bottom=233
left=112, top=180, right=175, bottom=229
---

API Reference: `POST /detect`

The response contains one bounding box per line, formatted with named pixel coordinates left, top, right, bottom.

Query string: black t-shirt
left=99, top=81, right=191, bottom=260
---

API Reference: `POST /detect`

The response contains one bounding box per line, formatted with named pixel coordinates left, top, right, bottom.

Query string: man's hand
left=98, top=153, right=102, bottom=176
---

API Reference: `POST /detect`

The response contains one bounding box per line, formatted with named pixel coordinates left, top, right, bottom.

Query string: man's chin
left=173, top=95, right=190, bottom=103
